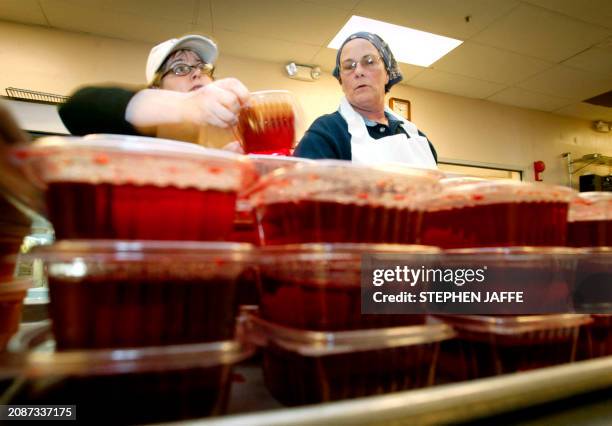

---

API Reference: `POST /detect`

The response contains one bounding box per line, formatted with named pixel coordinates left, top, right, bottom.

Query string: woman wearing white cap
left=59, top=35, right=249, bottom=137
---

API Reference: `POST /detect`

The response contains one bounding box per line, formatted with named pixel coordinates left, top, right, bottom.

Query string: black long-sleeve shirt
left=58, top=87, right=140, bottom=136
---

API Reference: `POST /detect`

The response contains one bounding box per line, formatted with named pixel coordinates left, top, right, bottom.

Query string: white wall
left=1, top=20, right=610, bottom=187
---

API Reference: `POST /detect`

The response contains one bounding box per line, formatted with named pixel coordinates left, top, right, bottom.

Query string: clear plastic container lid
left=0, top=279, right=31, bottom=299
left=248, top=160, right=443, bottom=208
left=439, top=176, right=487, bottom=187
left=568, top=191, right=612, bottom=222
left=437, top=314, right=591, bottom=335
left=444, top=246, right=584, bottom=257
left=425, top=180, right=576, bottom=211
left=28, top=240, right=255, bottom=280
left=241, top=309, right=454, bottom=356
left=30, top=240, right=254, bottom=263
left=13, top=135, right=254, bottom=191
left=259, top=243, right=440, bottom=262
left=4, top=322, right=254, bottom=377
left=246, top=154, right=314, bottom=177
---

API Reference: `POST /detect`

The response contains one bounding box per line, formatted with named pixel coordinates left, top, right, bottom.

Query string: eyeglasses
left=340, top=54, right=382, bottom=73
left=161, top=62, right=215, bottom=79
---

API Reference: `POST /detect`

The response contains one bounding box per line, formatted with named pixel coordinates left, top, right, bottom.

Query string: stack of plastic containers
left=571, top=195, right=611, bottom=357
left=0, top=193, right=32, bottom=351
left=567, top=192, right=612, bottom=247
left=567, top=193, right=612, bottom=359
left=247, top=243, right=454, bottom=405
left=419, top=179, right=597, bottom=380
left=245, top=162, right=455, bottom=405
left=7, top=135, right=256, bottom=422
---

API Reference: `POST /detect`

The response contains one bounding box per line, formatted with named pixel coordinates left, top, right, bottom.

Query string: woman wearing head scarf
left=294, top=32, right=437, bottom=169
left=59, top=35, right=249, bottom=139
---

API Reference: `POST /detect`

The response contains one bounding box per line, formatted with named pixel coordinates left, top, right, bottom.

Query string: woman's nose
left=191, top=68, right=202, bottom=79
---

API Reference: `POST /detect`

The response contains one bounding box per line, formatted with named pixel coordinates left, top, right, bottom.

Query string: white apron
left=338, top=97, right=437, bottom=169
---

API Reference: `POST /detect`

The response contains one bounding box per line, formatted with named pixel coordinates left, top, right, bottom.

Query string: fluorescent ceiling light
left=328, top=16, right=463, bottom=67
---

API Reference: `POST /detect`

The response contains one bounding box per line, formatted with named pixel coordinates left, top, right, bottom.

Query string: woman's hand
left=126, top=78, right=250, bottom=130
left=183, top=78, right=249, bottom=128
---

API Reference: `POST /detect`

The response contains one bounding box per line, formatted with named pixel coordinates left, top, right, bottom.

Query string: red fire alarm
left=533, top=161, right=546, bottom=181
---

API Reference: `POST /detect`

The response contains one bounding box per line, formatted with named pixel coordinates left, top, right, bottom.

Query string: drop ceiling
left=1, top=0, right=611, bottom=121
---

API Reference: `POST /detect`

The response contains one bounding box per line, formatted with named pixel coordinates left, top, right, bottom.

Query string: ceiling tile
left=517, top=65, right=612, bottom=101
left=487, top=87, right=573, bottom=111
left=472, top=3, right=611, bottom=63
left=397, top=63, right=427, bottom=83
left=554, top=102, right=612, bottom=121
left=522, top=0, right=612, bottom=30
left=354, top=0, right=520, bottom=39
left=408, top=69, right=505, bottom=99
left=195, top=0, right=212, bottom=30
left=432, top=41, right=553, bottom=85
left=301, top=0, right=361, bottom=11
left=0, top=0, right=48, bottom=26
left=103, top=0, right=199, bottom=24
left=40, top=0, right=194, bottom=43
left=562, top=45, right=612, bottom=77
left=213, top=28, right=321, bottom=65
left=211, top=0, right=350, bottom=46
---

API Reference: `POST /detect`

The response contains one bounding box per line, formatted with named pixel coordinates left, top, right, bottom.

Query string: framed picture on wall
left=389, top=97, right=411, bottom=120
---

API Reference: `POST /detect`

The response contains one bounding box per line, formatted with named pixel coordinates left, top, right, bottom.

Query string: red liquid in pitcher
left=238, top=103, right=295, bottom=155
left=46, top=182, right=236, bottom=240
left=567, top=220, right=612, bottom=247
left=257, top=200, right=421, bottom=245
left=421, top=202, right=568, bottom=248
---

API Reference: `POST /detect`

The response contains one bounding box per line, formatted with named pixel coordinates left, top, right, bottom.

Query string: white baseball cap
left=145, top=35, right=218, bottom=85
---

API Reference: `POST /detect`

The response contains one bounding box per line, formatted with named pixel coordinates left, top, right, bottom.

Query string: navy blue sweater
left=294, top=111, right=437, bottom=163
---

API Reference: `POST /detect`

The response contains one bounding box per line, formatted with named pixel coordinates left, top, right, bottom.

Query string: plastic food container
left=421, top=181, right=575, bottom=248
left=249, top=161, right=443, bottom=245
left=13, top=135, right=253, bottom=240
left=0, top=237, right=23, bottom=280
left=436, top=247, right=583, bottom=314
left=578, top=314, right=611, bottom=359
left=4, top=323, right=254, bottom=424
left=31, top=240, right=254, bottom=350
left=0, top=279, right=31, bottom=351
left=0, top=194, right=30, bottom=280
left=567, top=192, right=612, bottom=247
left=229, top=156, right=314, bottom=245
left=438, top=176, right=487, bottom=187
left=573, top=247, right=612, bottom=312
left=435, top=314, right=591, bottom=381
left=246, top=154, right=313, bottom=177
left=237, top=90, right=303, bottom=155
left=241, top=311, right=454, bottom=405
left=257, top=243, right=440, bottom=330
left=228, top=199, right=260, bottom=245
